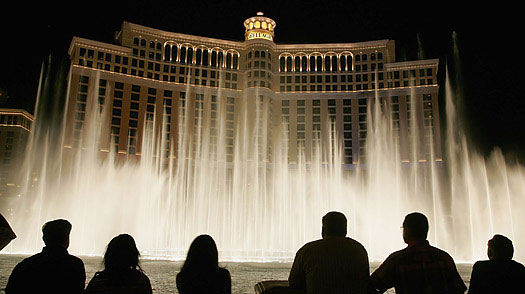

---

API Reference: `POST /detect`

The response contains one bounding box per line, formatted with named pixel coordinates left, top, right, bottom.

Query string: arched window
left=302, top=56, right=308, bottom=71
left=286, top=56, right=292, bottom=72
left=202, top=50, right=209, bottom=66
left=255, top=51, right=260, bottom=58
left=226, top=53, right=232, bottom=69
left=180, top=47, right=187, bottom=64
left=280, top=57, right=286, bottom=72
left=218, top=52, right=224, bottom=67
left=332, top=55, right=338, bottom=72
left=340, top=55, right=346, bottom=71
left=316, top=56, right=322, bottom=72
left=211, top=51, right=217, bottom=67
left=156, top=43, right=162, bottom=50
left=261, top=51, right=266, bottom=58
left=310, top=56, right=316, bottom=71
left=295, top=56, right=300, bottom=72
left=171, top=46, right=178, bottom=62
left=149, top=41, right=155, bottom=49
left=133, top=38, right=139, bottom=46
left=164, top=45, right=171, bottom=62
left=355, top=54, right=360, bottom=62
left=268, top=52, right=271, bottom=59
left=187, top=47, right=193, bottom=64
left=140, top=39, right=146, bottom=47
left=371, top=53, right=376, bottom=61
left=325, top=56, right=331, bottom=72
left=196, top=48, right=202, bottom=65
left=248, top=51, right=252, bottom=58
left=362, top=54, right=367, bottom=61
left=377, top=52, right=383, bottom=60
left=347, top=55, right=353, bottom=71
left=233, top=54, right=239, bottom=69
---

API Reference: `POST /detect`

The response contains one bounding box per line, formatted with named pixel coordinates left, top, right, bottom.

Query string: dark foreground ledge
left=254, top=280, right=305, bottom=294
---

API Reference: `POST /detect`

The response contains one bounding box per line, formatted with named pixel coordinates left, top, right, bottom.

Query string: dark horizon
left=1, top=0, right=521, bottom=159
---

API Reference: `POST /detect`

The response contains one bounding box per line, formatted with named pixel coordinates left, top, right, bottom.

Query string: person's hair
left=180, top=235, right=219, bottom=274
left=322, top=211, right=347, bottom=237
left=42, top=219, right=71, bottom=246
left=488, top=234, right=514, bottom=260
left=103, top=234, right=141, bottom=272
left=403, top=212, right=429, bottom=240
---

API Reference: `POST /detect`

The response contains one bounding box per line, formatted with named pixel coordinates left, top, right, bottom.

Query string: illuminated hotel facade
left=0, top=109, right=33, bottom=198
left=65, top=13, right=441, bottom=165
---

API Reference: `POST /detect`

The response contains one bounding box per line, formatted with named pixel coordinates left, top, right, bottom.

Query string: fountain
left=1, top=35, right=524, bottom=264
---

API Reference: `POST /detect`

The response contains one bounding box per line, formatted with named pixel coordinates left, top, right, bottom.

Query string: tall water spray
left=2, top=36, right=524, bottom=263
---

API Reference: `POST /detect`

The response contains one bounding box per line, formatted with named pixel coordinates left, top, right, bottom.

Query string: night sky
left=1, top=1, right=521, bottom=159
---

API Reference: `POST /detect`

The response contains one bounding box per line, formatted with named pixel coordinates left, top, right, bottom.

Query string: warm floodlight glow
left=3, top=53, right=525, bottom=265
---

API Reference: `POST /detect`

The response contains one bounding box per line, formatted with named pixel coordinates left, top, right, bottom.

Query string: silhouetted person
left=468, top=234, right=525, bottom=294
left=288, top=211, right=370, bottom=293
left=369, top=212, right=466, bottom=294
left=5, top=219, right=86, bottom=294
left=85, top=233, right=152, bottom=294
left=176, top=234, right=231, bottom=294
left=0, top=213, right=16, bottom=250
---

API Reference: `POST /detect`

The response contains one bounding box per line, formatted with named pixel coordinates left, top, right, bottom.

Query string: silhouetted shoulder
left=297, top=239, right=322, bottom=251
left=346, top=237, right=367, bottom=251
left=68, top=254, right=85, bottom=266
left=217, top=267, right=231, bottom=279
left=85, top=269, right=151, bottom=294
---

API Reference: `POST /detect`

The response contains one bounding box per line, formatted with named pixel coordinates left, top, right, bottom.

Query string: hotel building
left=0, top=109, right=33, bottom=198
left=65, top=13, right=441, bottom=166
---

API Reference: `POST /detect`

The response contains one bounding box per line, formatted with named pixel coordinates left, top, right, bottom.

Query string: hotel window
left=332, top=57, right=338, bottom=72
left=324, top=56, right=331, bottom=72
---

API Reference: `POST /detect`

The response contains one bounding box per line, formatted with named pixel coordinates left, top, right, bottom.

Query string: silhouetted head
left=42, top=219, right=71, bottom=248
left=322, top=211, right=347, bottom=238
left=103, top=234, right=141, bottom=271
left=402, top=212, right=429, bottom=243
left=180, top=234, right=219, bottom=274
left=487, top=234, right=514, bottom=260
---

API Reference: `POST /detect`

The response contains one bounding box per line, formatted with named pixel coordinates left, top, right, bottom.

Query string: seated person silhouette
left=468, top=234, right=525, bottom=294
left=176, top=234, right=231, bottom=294
left=84, top=234, right=152, bottom=294
left=5, top=219, right=86, bottom=294
left=288, top=211, right=369, bottom=294
left=369, top=212, right=466, bottom=294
